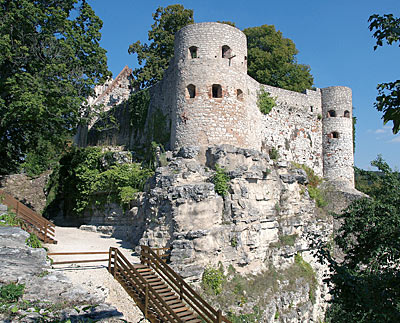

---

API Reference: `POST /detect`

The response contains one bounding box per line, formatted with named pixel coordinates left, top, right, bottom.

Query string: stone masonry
left=82, top=22, right=355, bottom=188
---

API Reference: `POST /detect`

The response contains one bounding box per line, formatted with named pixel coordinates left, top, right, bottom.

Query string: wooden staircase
left=109, top=247, right=231, bottom=323
left=0, top=189, right=56, bottom=244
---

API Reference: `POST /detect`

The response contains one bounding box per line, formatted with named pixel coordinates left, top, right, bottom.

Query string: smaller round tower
left=321, top=86, right=354, bottom=187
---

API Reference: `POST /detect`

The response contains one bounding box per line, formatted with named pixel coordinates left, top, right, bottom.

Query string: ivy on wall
left=128, top=88, right=151, bottom=131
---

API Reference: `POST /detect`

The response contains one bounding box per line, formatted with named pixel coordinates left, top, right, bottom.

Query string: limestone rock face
left=0, top=227, right=122, bottom=322
left=134, top=145, right=335, bottom=322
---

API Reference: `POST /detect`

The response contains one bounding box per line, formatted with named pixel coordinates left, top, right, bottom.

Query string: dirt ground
left=45, top=227, right=148, bottom=323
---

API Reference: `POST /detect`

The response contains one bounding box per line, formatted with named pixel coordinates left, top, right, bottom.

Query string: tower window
left=189, top=46, right=198, bottom=59
left=187, top=84, right=196, bottom=98
left=237, top=89, right=243, bottom=101
left=344, top=110, right=350, bottom=118
left=328, top=110, right=336, bottom=117
left=328, top=132, right=339, bottom=139
left=222, top=45, right=232, bottom=58
left=212, top=84, right=222, bottom=98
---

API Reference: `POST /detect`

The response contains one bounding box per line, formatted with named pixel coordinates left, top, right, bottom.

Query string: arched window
left=187, top=84, right=196, bottom=98
left=328, top=132, right=339, bottom=139
left=237, top=89, right=243, bottom=101
left=344, top=110, right=350, bottom=118
left=212, top=84, right=222, bottom=98
left=222, top=45, right=232, bottom=58
left=328, top=110, right=336, bottom=117
left=189, top=46, right=198, bottom=59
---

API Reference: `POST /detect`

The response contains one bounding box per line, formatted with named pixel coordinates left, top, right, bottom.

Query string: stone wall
left=82, top=22, right=355, bottom=188
left=0, top=171, right=50, bottom=213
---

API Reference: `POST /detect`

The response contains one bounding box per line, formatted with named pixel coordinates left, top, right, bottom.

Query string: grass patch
left=0, top=211, right=23, bottom=227
left=270, top=234, right=298, bottom=248
left=286, top=253, right=318, bottom=304
left=291, top=162, right=327, bottom=208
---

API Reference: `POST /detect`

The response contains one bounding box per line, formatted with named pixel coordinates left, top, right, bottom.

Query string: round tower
left=170, top=22, right=260, bottom=151
left=321, top=86, right=354, bottom=187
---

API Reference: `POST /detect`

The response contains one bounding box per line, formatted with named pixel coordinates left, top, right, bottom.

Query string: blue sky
left=89, top=0, right=399, bottom=170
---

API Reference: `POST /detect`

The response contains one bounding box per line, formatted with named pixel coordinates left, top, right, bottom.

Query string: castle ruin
left=82, top=22, right=355, bottom=188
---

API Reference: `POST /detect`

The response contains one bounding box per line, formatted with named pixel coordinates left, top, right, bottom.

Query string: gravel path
left=45, top=227, right=148, bottom=323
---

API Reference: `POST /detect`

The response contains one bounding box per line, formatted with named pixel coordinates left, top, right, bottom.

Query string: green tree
left=244, top=25, right=314, bottom=93
left=369, top=14, right=400, bottom=134
left=128, top=5, right=194, bottom=89
left=318, top=156, right=400, bottom=322
left=0, top=0, right=110, bottom=175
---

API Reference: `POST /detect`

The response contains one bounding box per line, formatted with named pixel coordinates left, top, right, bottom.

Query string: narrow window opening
left=222, top=45, right=232, bottom=58
left=329, top=132, right=340, bottom=139
left=237, top=89, right=243, bottom=101
left=212, top=84, right=222, bottom=98
left=189, top=46, right=198, bottom=59
left=328, top=110, right=336, bottom=117
left=310, top=106, right=314, bottom=112
left=344, top=110, right=350, bottom=118
left=187, top=84, right=196, bottom=98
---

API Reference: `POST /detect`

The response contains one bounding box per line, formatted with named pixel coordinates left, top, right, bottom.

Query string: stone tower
left=321, top=86, right=354, bottom=187
left=170, top=22, right=260, bottom=151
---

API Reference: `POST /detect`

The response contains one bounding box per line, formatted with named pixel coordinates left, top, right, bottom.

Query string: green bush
left=26, top=233, right=43, bottom=248
left=0, top=283, right=25, bottom=303
left=269, top=147, right=280, bottom=160
left=46, top=147, right=153, bottom=217
left=202, top=266, right=225, bottom=295
left=257, top=88, right=276, bottom=115
left=212, top=164, right=230, bottom=197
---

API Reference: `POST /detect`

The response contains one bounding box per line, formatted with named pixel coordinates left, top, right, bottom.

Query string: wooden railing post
left=113, top=250, right=118, bottom=278
left=108, top=247, right=112, bottom=273
left=179, top=280, right=183, bottom=300
left=16, top=201, right=19, bottom=217
left=145, top=283, right=149, bottom=319
left=43, top=224, right=48, bottom=243
left=217, top=309, right=222, bottom=323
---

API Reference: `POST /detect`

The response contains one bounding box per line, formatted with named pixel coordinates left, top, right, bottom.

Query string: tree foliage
left=244, top=25, right=314, bottom=93
left=369, top=14, right=400, bottom=134
left=0, top=0, right=110, bottom=174
left=128, top=5, right=194, bottom=89
left=129, top=7, right=313, bottom=95
left=318, top=156, right=400, bottom=322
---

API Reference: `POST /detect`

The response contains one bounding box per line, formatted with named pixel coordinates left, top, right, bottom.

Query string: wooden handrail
left=109, top=247, right=183, bottom=322
left=140, top=245, right=231, bottom=323
left=0, top=189, right=56, bottom=244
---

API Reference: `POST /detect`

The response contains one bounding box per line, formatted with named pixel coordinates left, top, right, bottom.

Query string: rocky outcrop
left=127, top=145, right=333, bottom=322
left=0, top=171, right=50, bottom=213
left=0, top=225, right=122, bottom=322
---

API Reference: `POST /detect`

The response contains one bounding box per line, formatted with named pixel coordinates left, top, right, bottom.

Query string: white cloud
left=375, top=129, right=386, bottom=134
left=390, top=136, right=400, bottom=143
